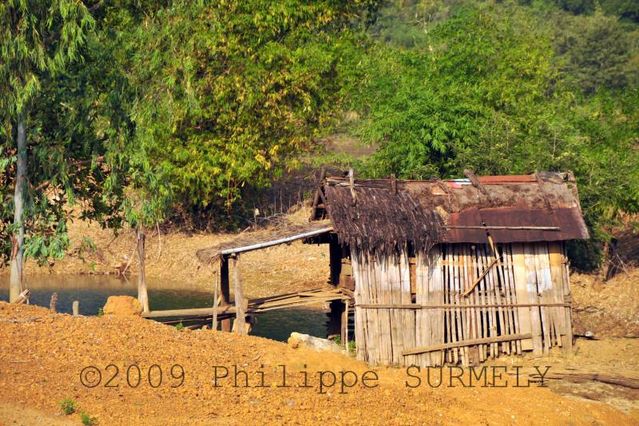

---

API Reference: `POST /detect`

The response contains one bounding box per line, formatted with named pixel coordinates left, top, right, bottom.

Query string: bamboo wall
left=352, top=242, right=573, bottom=367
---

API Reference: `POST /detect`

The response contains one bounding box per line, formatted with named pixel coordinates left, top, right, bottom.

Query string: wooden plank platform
left=142, top=288, right=351, bottom=326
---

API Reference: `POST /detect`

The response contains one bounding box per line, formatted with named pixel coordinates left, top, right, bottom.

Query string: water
left=0, top=274, right=329, bottom=341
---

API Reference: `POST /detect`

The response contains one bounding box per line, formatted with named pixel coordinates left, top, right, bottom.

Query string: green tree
left=93, top=0, right=378, bottom=309
left=1, top=0, right=95, bottom=301
left=343, top=1, right=639, bottom=269
left=128, top=0, right=374, bottom=208
left=555, top=9, right=638, bottom=94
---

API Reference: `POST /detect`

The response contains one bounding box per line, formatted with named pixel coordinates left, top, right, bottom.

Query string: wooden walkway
left=142, top=287, right=352, bottom=329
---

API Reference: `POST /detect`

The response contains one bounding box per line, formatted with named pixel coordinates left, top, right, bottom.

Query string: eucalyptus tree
left=0, top=1, right=132, bottom=301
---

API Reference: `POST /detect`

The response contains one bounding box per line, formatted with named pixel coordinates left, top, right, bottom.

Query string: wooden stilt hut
left=310, top=171, right=589, bottom=367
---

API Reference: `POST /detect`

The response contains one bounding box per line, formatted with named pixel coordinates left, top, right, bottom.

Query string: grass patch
left=59, top=397, right=76, bottom=415
left=81, top=412, right=97, bottom=426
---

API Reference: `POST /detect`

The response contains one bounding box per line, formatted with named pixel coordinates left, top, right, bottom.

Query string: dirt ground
left=0, top=302, right=637, bottom=425
left=1, top=212, right=638, bottom=424
left=571, top=269, right=639, bottom=337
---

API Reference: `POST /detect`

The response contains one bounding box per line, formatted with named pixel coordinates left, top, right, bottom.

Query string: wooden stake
left=49, top=292, right=58, bottom=313
left=341, top=299, right=349, bottom=351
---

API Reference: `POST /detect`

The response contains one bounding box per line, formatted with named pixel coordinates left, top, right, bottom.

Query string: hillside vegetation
left=1, top=0, right=638, bottom=273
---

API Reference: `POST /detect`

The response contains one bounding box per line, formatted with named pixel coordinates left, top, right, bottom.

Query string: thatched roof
left=196, top=220, right=333, bottom=264
left=312, top=171, right=589, bottom=252
left=322, top=183, right=442, bottom=254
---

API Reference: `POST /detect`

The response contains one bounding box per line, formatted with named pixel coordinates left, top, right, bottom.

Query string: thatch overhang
left=196, top=220, right=333, bottom=265
left=311, top=171, right=589, bottom=252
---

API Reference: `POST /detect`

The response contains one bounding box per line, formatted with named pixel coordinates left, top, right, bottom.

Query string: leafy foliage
left=102, top=0, right=377, bottom=228
left=343, top=0, right=639, bottom=269
left=0, top=0, right=108, bottom=266
left=1, top=0, right=637, bottom=273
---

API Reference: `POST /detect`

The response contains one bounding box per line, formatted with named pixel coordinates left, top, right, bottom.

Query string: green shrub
left=59, top=398, right=76, bottom=415
left=81, top=412, right=97, bottom=426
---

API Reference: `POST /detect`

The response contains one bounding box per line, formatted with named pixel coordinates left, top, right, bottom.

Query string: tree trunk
left=9, top=117, right=27, bottom=302
left=137, top=226, right=149, bottom=312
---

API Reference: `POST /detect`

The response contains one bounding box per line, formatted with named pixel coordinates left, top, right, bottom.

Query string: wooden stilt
left=341, top=299, right=349, bottom=351
left=220, top=256, right=231, bottom=332
left=329, top=238, right=342, bottom=285
left=212, top=270, right=219, bottom=331
left=231, top=254, right=247, bottom=335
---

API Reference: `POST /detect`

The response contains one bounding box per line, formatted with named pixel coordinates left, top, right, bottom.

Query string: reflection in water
left=0, top=274, right=328, bottom=341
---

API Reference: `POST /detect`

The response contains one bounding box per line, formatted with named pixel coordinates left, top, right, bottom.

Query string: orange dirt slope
left=0, top=302, right=636, bottom=425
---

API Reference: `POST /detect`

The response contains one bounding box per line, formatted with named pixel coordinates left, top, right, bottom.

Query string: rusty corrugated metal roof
left=445, top=207, right=589, bottom=243
left=314, top=171, right=589, bottom=246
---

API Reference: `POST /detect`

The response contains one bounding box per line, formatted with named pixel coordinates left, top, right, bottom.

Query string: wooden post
left=72, top=300, right=79, bottom=316
left=329, top=238, right=342, bottom=286
left=220, top=256, right=231, bottom=332
left=341, top=299, right=349, bottom=351
left=309, top=166, right=326, bottom=220
left=231, top=254, right=246, bottom=335
left=49, top=292, right=58, bottom=312
left=137, top=227, right=149, bottom=313
left=549, top=242, right=573, bottom=351
left=327, top=300, right=342, bottom=338
left=212, top=270, right=219, bottom=331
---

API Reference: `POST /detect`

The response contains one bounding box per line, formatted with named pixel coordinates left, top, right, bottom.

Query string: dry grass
left=571, top=269, right=639, bottom=338
left=2, top=207, right=330, bottom=298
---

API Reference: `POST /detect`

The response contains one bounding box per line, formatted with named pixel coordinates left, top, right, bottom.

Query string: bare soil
left=0, top=302, right=637, bottom=425
left=571, top=269, right=639, bottom=337
left=1, top=212, right=638, bottom=423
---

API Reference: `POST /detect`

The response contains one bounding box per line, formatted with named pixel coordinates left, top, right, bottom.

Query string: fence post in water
left=231, top=254, right=247, bottom=335
left=49, top=292, right=58, bottom=313
left=72, top=300, right=79, bottom=316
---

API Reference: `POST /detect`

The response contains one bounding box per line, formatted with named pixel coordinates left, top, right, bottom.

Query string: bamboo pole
left=356, top=303, right=571, bottom=309
left=512, top=244, right=534, bottom=351
left=403, top=333, right=533, bottom=356
left=445, top=226, right=560, bottom=231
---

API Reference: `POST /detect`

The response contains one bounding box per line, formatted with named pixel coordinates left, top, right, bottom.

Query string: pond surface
left=0, top=274, right=329, bottom=341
